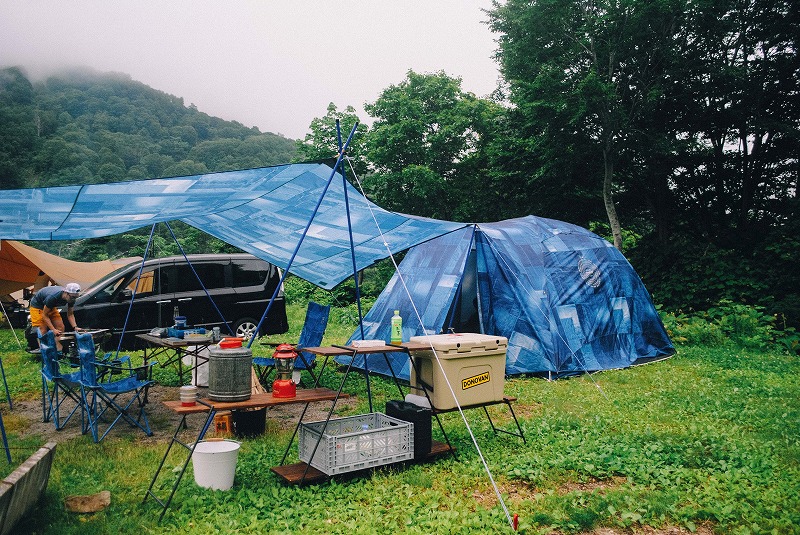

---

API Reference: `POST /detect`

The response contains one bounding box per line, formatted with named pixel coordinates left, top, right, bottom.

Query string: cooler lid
left=409, top=333, right=508, bottom=353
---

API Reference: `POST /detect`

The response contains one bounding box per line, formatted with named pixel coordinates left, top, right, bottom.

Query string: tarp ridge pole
left=337, top=119, right=365, bottom=341
left=164, top=222, right=232, bottom=334
left=247, top=122, right=359, bottom=349
left=337, top=119, right=373, bottom=408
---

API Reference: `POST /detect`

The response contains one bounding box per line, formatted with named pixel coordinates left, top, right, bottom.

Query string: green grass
left=1, top=307, right=799, bottom=534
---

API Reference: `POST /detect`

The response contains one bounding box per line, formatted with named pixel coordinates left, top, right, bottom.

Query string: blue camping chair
left=76, top=332, right=155, bottom=442
left=254, top=301, right=330, bottom=388
left=39, top=330, right=86, bottom=432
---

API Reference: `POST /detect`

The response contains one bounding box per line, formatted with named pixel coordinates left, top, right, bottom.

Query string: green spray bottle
left=390, top=310, right=402, bottom=344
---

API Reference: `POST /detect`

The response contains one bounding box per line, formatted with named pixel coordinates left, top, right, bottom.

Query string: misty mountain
left=0, top=66, right=297, bottom=190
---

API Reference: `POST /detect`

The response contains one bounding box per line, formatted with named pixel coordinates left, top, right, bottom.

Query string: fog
left=0, top=0, right=501, bottom=140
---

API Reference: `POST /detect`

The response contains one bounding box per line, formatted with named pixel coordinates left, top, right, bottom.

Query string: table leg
left=143, top=400, right=215, bottom=522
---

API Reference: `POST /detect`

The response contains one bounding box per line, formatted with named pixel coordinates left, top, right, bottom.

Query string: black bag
left=386, top=400, right=432, bottom=461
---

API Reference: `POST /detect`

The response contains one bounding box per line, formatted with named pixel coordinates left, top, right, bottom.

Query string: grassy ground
left=0, top=308, right=798, bottom=534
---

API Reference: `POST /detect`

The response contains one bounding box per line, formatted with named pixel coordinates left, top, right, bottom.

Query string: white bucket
left=192, top=439, right=240, bottom=490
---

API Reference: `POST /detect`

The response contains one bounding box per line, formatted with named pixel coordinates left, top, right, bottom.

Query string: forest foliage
left=0, top=0, right=798, bottom=328
left=0, top=66, right=296, bottom=190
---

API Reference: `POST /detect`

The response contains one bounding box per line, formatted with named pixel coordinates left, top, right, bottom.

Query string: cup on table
left=179, top=385, right=198, bottom=406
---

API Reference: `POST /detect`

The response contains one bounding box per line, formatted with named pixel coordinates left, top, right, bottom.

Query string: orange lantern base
left=272, top=379, right=296, bottom=398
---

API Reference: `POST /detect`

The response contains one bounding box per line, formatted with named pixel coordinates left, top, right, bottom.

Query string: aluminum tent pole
left=114, top=223, right=157, bottom=357
left=337, top=119, right=366, bottom=340
left=336, top=119, right=373, bottom=411
left=247, top=122, right=360, bottom=348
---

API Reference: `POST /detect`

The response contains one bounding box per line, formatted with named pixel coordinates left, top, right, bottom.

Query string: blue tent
left=346, top=216, right=674, bottom=379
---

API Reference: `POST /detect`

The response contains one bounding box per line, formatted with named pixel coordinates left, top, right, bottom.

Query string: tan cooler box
left=409, top=333, right=507, bottom=410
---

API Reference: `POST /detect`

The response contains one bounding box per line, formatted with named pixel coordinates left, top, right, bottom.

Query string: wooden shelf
left=163, top=388, right=346, bottom=414
left=271, top=440, right=454, bottom=485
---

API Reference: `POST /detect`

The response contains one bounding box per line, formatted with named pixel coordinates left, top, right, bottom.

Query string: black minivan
left=66, top=254, right=288, bottom=349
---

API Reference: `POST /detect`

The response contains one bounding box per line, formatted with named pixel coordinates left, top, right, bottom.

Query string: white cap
left=65, top=282, right=81, bottom=295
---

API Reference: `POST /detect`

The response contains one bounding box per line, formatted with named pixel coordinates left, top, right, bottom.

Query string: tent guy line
left=344, top=156, right=516, bottom=531
left=247, top=126, right=360, bottom=349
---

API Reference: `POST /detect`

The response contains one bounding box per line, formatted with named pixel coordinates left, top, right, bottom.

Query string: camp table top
left=162, top=388, right=347, bottom=414
left=135, top=333, right=214, bottom=385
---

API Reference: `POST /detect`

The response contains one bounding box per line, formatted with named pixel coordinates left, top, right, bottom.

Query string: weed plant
left=0, top=304, right=798, bottom=534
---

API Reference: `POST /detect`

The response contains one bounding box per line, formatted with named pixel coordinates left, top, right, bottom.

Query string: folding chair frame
left=254, top=301, right=330, bottom=389
left=39, top=331, right=86, bottom=432
left=76, top=332, right=155, bottom=442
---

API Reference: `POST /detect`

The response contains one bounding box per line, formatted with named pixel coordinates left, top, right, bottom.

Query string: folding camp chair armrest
left=259, top=340, right=300, bottom=347
left=132, top=362, right=156, bottom=381
left=94, top=360, right=155, bottom=381
left=95, top=359, right=153, bottom=370
left=101, top=354, right=132, bottom=367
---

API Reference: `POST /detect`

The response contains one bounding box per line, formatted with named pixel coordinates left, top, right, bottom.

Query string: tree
left=295, top=103, right=370, bottom=179
left=162, top=160, right=209, bottom=177
left=489, top=0, right=681, bottom=248
left=0, top=67, right=38, bottom=189
left=664, top=0, right=800, bottom=246
left=363, top=70, right=503, bottom=221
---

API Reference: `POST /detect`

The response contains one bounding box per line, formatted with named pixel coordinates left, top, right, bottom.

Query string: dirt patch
left=470, top=476, right=628, bottom=508
left=8, top=383, right=358, bottom=446
left=470, top=479, right=540, bottom=508
left=588, top=525, right=714, bottom=535
left=467, top=479, right=715, bottom=535
left=557, top=476, right=627, bottom=495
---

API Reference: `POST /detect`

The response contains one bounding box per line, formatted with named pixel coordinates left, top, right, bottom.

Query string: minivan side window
left=129, top=269, right=157, bottom=296
left=232, top=259, right=269, bottom=287
left=172, top=263, right=227, bottom=292
left=86, top=275, right=127, bottom=304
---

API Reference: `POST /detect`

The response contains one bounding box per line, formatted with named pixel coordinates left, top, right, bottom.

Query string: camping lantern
left=272, top=343, right=298, bottom=398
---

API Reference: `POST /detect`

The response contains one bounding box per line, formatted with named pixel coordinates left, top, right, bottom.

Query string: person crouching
left=30, top=282, right=82, bottom=352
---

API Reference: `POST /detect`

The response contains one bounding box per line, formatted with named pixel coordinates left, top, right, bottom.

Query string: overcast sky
left=0, top=1, right=501, bottom=140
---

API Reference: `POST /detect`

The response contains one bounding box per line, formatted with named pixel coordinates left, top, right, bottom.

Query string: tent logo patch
left=462, top=372, right=490, bottom=390
left=578, top=257, right=603, bottom=288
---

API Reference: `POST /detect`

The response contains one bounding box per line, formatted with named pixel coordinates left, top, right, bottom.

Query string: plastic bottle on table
left=390, top=310, right=402, bottom=344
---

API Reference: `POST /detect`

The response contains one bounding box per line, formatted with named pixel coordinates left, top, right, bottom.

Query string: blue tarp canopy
left=345, top=216, right=674, bottom=379
left=0, top=163, right=465, bottom=289
left=0, top=163, right=672, bottom=377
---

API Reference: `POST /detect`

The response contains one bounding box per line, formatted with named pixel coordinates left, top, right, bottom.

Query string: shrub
left=660, top=310, right=726, bottom=347
left=660, top=301, right=782, bottom=351
left=706, top=300, right=775, bottom=350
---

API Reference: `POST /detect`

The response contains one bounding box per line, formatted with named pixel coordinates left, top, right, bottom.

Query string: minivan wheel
left=233, top=318, right=259, bottom=340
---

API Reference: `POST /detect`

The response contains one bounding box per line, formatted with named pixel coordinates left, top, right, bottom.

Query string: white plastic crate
left=299, top=413, right=414, bottom=475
